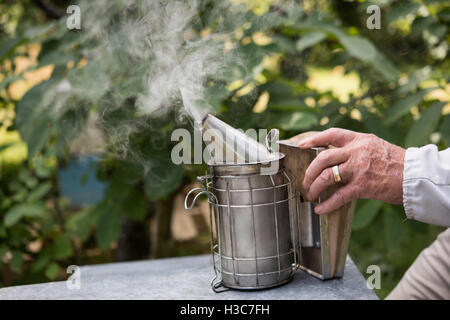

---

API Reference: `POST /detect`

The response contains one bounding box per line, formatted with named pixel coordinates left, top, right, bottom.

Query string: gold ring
left=332, top=165, right=342, bottom=183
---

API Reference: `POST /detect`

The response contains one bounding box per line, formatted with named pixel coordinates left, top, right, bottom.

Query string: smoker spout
left=201, top=114, right=277, bottom=164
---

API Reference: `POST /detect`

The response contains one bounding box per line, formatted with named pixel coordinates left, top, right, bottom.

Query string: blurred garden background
left=0, top=0, right=449, bottom=298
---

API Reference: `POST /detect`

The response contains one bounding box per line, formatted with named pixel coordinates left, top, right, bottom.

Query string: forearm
left=366, top=138, right=405, bottom=204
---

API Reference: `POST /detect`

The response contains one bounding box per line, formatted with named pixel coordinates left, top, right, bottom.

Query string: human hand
left=298, top=128, right=406, bottom=214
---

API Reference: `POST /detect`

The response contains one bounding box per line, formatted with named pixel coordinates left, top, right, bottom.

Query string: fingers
left=314, top=183, right=356, bottom=214
left=302, top=148, right=349, bottom=190
left=306, top=162, right=351, bottom=202
left=298, top=128, right=356, bottom=149
left=305, top=167, right=335, bottom=202
left=288, top=131, right=320, bottom=145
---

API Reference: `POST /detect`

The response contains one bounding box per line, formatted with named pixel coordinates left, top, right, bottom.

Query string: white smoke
left=78, top=0, right=235, bottom=122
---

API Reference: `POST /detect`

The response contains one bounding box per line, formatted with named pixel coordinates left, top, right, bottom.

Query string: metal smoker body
left=185, top=153, right=299, bottom=291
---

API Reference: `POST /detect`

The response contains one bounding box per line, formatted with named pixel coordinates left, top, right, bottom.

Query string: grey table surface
left=0, top=254, right=378, bottom=300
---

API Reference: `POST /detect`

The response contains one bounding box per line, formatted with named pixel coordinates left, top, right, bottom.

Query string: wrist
left=386, top=143, right=406, bottom=204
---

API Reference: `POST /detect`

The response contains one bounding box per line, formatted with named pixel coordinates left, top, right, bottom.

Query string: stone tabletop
left=0, top=254, right=378, bottom=300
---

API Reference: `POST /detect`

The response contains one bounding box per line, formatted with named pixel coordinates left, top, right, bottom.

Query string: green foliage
left=296, top=32, right=326, bottom=52
left=44, top=262, right=59, bottom=280
left=4, top=203, right=47, bottom=227
left=96, top=203, right=122, bottom=252
left=441, top=115, right=450, bottom=146
left=0, top=154, right=73, bottom=285
left=385, top=90, right=431, bottom=126
left=352, top=199, right=383, bottom=231
left=144, top=154, right=185, bottom=201
left=406, top=101, right=446, bottom=147
left=276, top=112, right=319, bottom=131
left=387, top=1, right=421, bottom=24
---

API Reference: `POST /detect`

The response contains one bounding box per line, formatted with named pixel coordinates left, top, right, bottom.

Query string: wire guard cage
left=185, top=154, right=299, bottom=292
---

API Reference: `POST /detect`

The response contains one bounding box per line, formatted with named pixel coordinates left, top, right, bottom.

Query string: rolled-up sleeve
left=403, top=145, right=450, bottom=227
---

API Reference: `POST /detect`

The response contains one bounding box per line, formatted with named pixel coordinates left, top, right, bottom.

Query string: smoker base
left=221, top=275, right=294, bottom=291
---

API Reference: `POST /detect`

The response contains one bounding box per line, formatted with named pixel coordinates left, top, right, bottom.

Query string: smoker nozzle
left=201, top=114, right=277, bottom=164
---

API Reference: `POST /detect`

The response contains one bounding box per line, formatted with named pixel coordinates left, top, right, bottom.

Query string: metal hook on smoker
left=265, top=128, right=279, bottom=153
left=184, top=175, right=214, bottom=210
left=184, top=188, right=207, bottom=210
left=184, top=177, right=217, bottom=211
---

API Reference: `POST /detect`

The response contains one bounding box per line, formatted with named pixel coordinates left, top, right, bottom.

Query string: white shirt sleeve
left=403, top=144, right=450, bottom=227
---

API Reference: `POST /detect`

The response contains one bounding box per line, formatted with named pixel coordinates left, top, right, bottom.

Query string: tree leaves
left=23, top=23, right=56, bottom=39
left=123, top=192, right=148, bottom=221
left=204, top=84, right=230, bottom=112
left=296, top=32, right=326, bottom=52
left=272, top=35, right=297, bottom=55
left=385, top=89, right=431, bottom=126
left=276, top=111, right=318, bottom=131
left=336, top=32, right=397, bottom=81
left=30, top=249, right=51, bottom=273
left=395, top=67, right=432, bottom=95
left=111, top=161, right=145, bottom=186
left=0, top=74, right=23, bottom=92
left=144, top=154, right=184, bottom=201
left=9, top=250, right=23, bottom=273
left=0, top=245, right=7, bottom=260
left=52, top=235, right=73, bottom=260
left=37, top=50, right=78, bottom=68
left=294, top=19, right=399, bottom=81
left=0, top=37, right=26, bottom=62
left=65, top=207, right=100, bottom=242
left=96, top=204, right=122, bottom=251
left=34, top=157, right=53, bottom=178
left=353, top=199, right=383, bottom=231
left=361, top=109, right=395, bottom=143
left=44, top=262, right=60, bottom=280
left=423, top=24, right=447, bottom=47
left=369, top=52, right=399, bottom=82
left=67, top=60, right=110, bottom=101
left=14, top=63, right=91, bottom=158
left=15, top=81, right=54, bottom=157
left=0, top=22, right=55, bottom=63
left=386, top=1, right=421, bottom=24
left=440, top=115, right=450, bottom=147
left=4, top=203, right=47, bottom=227
left=383, top=205, right=404, bottom=248
left=337, top=33, right=377, bottom=62
left=27, top=182, right=52, bottom=202
left=91, top=177, right=150, bottom=250
left=405, top=101, right=445, bottom=147
left=411, top=17, right=434, bottom=37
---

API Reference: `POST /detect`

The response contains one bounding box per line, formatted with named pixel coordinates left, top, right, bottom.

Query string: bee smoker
left=184, top=115, right=355, bottom=292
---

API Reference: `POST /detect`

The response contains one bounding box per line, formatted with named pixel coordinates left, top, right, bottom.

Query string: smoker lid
left=207, top=152, right=285, bottom=176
